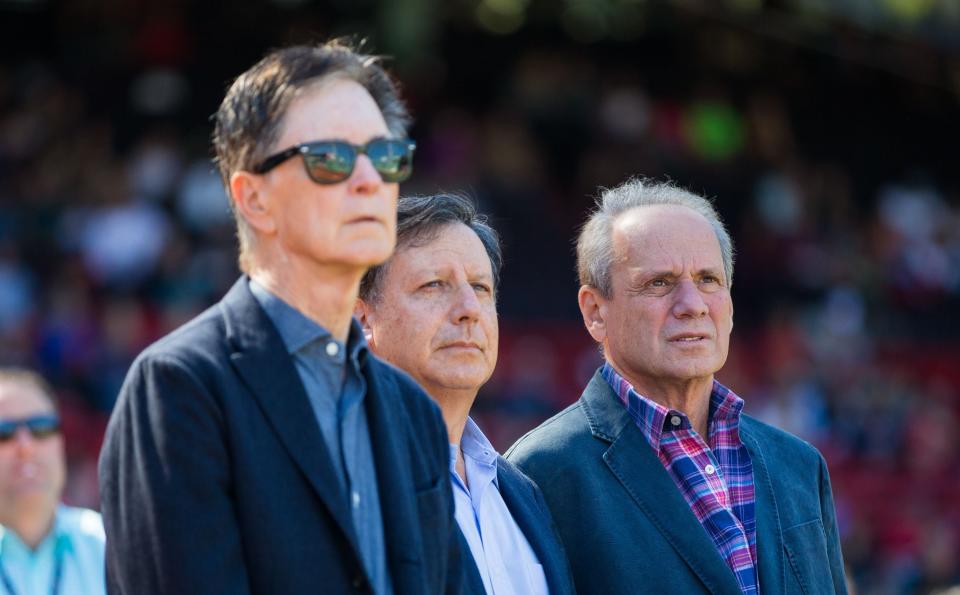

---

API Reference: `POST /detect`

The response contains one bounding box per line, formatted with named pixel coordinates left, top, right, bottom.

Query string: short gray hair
left=212, top=39, right=411, bottom=273
left=360, top=193, right=502, bottom=303
left=576, top=178, right=734, bottom=298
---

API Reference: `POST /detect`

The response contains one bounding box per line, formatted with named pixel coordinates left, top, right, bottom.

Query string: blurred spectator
left=0, top=368, right=105, bottom=595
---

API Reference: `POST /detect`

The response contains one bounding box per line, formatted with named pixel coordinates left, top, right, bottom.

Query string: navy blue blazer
left=98, top=278, right=462, bottom=595
left=458, top=457, right=576, bottom=595
left=506, top=370, right=847, bottom=595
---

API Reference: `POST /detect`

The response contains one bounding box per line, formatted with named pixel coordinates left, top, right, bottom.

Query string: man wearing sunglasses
left=99, top=40, right=461, bottom=595
left=0, top=368, right=106, bottom=595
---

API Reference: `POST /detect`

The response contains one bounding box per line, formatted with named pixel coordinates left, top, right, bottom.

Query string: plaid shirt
left=602, top=363, right=759, bottom=594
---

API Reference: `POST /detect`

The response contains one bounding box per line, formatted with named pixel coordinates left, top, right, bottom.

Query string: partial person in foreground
left=355, top=193, right=575, bottom=595
left=507, top=178, right=847, bottom=594
left=99, top=40, right=461, bottom=594
left=0, top=368, right=105, bottom=595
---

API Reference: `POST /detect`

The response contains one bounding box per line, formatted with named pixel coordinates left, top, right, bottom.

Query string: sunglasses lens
left=0, top=416, right=60, bottom=442
left=27, top=416, right=60, bottom=439
left=300, top=139, right=415, bottom=185
left=303, top=142, right=356, bottom=184
left=367, top=139, right=414, bottom=183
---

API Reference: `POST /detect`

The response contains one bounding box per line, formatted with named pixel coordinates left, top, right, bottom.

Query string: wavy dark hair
left=359, top=193, right=503, bottom=303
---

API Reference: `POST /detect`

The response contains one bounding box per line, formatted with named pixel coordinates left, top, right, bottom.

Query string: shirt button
left=670, top=416, right=682, bottom=427
left=352, top=491, right=361, bottom=508
left=704, top=464, right=716, bottom=475
left=326, top=341, right=340, bottom=357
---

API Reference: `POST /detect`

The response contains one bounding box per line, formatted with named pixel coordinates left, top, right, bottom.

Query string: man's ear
left=230, top=170, right=277, bottom=235
left=578, top=285, right=608, bottom=344
left=354, top=299, right=374, bottom=343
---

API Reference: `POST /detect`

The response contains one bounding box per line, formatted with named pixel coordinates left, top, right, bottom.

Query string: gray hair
left=212, top=39, right=411, bottom=273
left=360, top=193, right=503, bottom=303
left=576, top=178, right=734, bottom=298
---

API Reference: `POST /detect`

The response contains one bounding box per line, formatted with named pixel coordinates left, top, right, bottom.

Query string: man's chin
left=346, top=238, right=395, bottom=266
left=430, top=370, right=490, bottom=394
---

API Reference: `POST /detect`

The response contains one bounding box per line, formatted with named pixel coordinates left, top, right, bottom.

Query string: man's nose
left=347, top=154, right=384, bottom=194
left=672, top=279, right=708, bottom=318
left=12, top=426, right=37, bottom=454
left=452, top=283, right=482, bottom=322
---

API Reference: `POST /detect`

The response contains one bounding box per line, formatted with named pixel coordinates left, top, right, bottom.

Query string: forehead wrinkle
left=397, top=238, right=492, bottom=280
left=423, top=256, right=494, bottom=281
left=615, top=209, right=726, bottom=292
left=276, top=78, right=388, bottom=149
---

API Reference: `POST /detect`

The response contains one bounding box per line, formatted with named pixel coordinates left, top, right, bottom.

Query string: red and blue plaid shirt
left=602, top=363, right=759, bottom=594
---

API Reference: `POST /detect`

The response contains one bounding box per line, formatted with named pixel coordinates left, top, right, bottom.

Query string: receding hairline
left=612, top=202, right=718, bottom=230
left=608, top=203, right=728, bottom=270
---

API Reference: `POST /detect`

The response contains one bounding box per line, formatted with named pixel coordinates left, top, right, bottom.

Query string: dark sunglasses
left=253, top=137, right=416, bottom=185
left=0, top=414, right=61, bottom=442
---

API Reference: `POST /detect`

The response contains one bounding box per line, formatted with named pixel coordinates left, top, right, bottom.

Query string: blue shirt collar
left=449, top=417, right=499, bottom=489
left=248, top=278, right=368, bottom=365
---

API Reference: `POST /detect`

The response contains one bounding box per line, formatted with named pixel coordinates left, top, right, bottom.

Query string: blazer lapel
left=221, top=279, right=359, bottom=553
left=582, top=372, right=743, bottom=595
left=740, top=421, right=786, bottom=594
left=362, top=363, right=424, bottom=592
left=497, top=460, right=573, bottom=595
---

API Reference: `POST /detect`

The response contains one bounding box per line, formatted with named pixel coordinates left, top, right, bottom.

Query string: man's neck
left=434, top=388, right=479, bottom=490
left=434, top=388, right=477, bottom=447
left=610, top=363, right=715, bottom=438
left=249, top=262, right=364, bottom=342
left=3, top=507, right=55, bottom=551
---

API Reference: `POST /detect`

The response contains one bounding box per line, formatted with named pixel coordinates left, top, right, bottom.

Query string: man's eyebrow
left=695, top=267, right=726, bottom=278
left=630, top=267, right=725, bottom=279
left=631, top=268, right=679, bottom=278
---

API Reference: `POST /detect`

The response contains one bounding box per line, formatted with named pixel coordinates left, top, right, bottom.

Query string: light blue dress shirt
left=0, top=506, right=105, bottom=595
left=249, top=280, right=391, bottom=595
left=451, top=418, right=549, bottom=595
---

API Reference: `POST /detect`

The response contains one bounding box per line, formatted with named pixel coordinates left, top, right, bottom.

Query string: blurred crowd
left=1, top=2, right=959, bottom=593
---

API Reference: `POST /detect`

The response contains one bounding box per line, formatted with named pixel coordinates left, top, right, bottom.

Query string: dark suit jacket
left=506, top=370, right=847, bottom=595
left=98, top=278, right=462, bottom=595
left=458, top=457, right=576, bottom=595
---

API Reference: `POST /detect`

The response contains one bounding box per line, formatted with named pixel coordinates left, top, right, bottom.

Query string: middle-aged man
left=98, top=41, right=461, bottom=595
left=0, top=368, right=106, bottom=595
left=355, top=193, right=576, bottom=595
left=507, top=178, right=847, bottom=595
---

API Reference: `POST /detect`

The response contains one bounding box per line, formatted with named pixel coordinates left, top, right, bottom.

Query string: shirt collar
left=449, top=417, right=499, bottom=489
left=708, top=381, right=745, bottom=423
left=249, top=278, right=369, bottom=366
left=601, top=362, right=745, bottom=450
